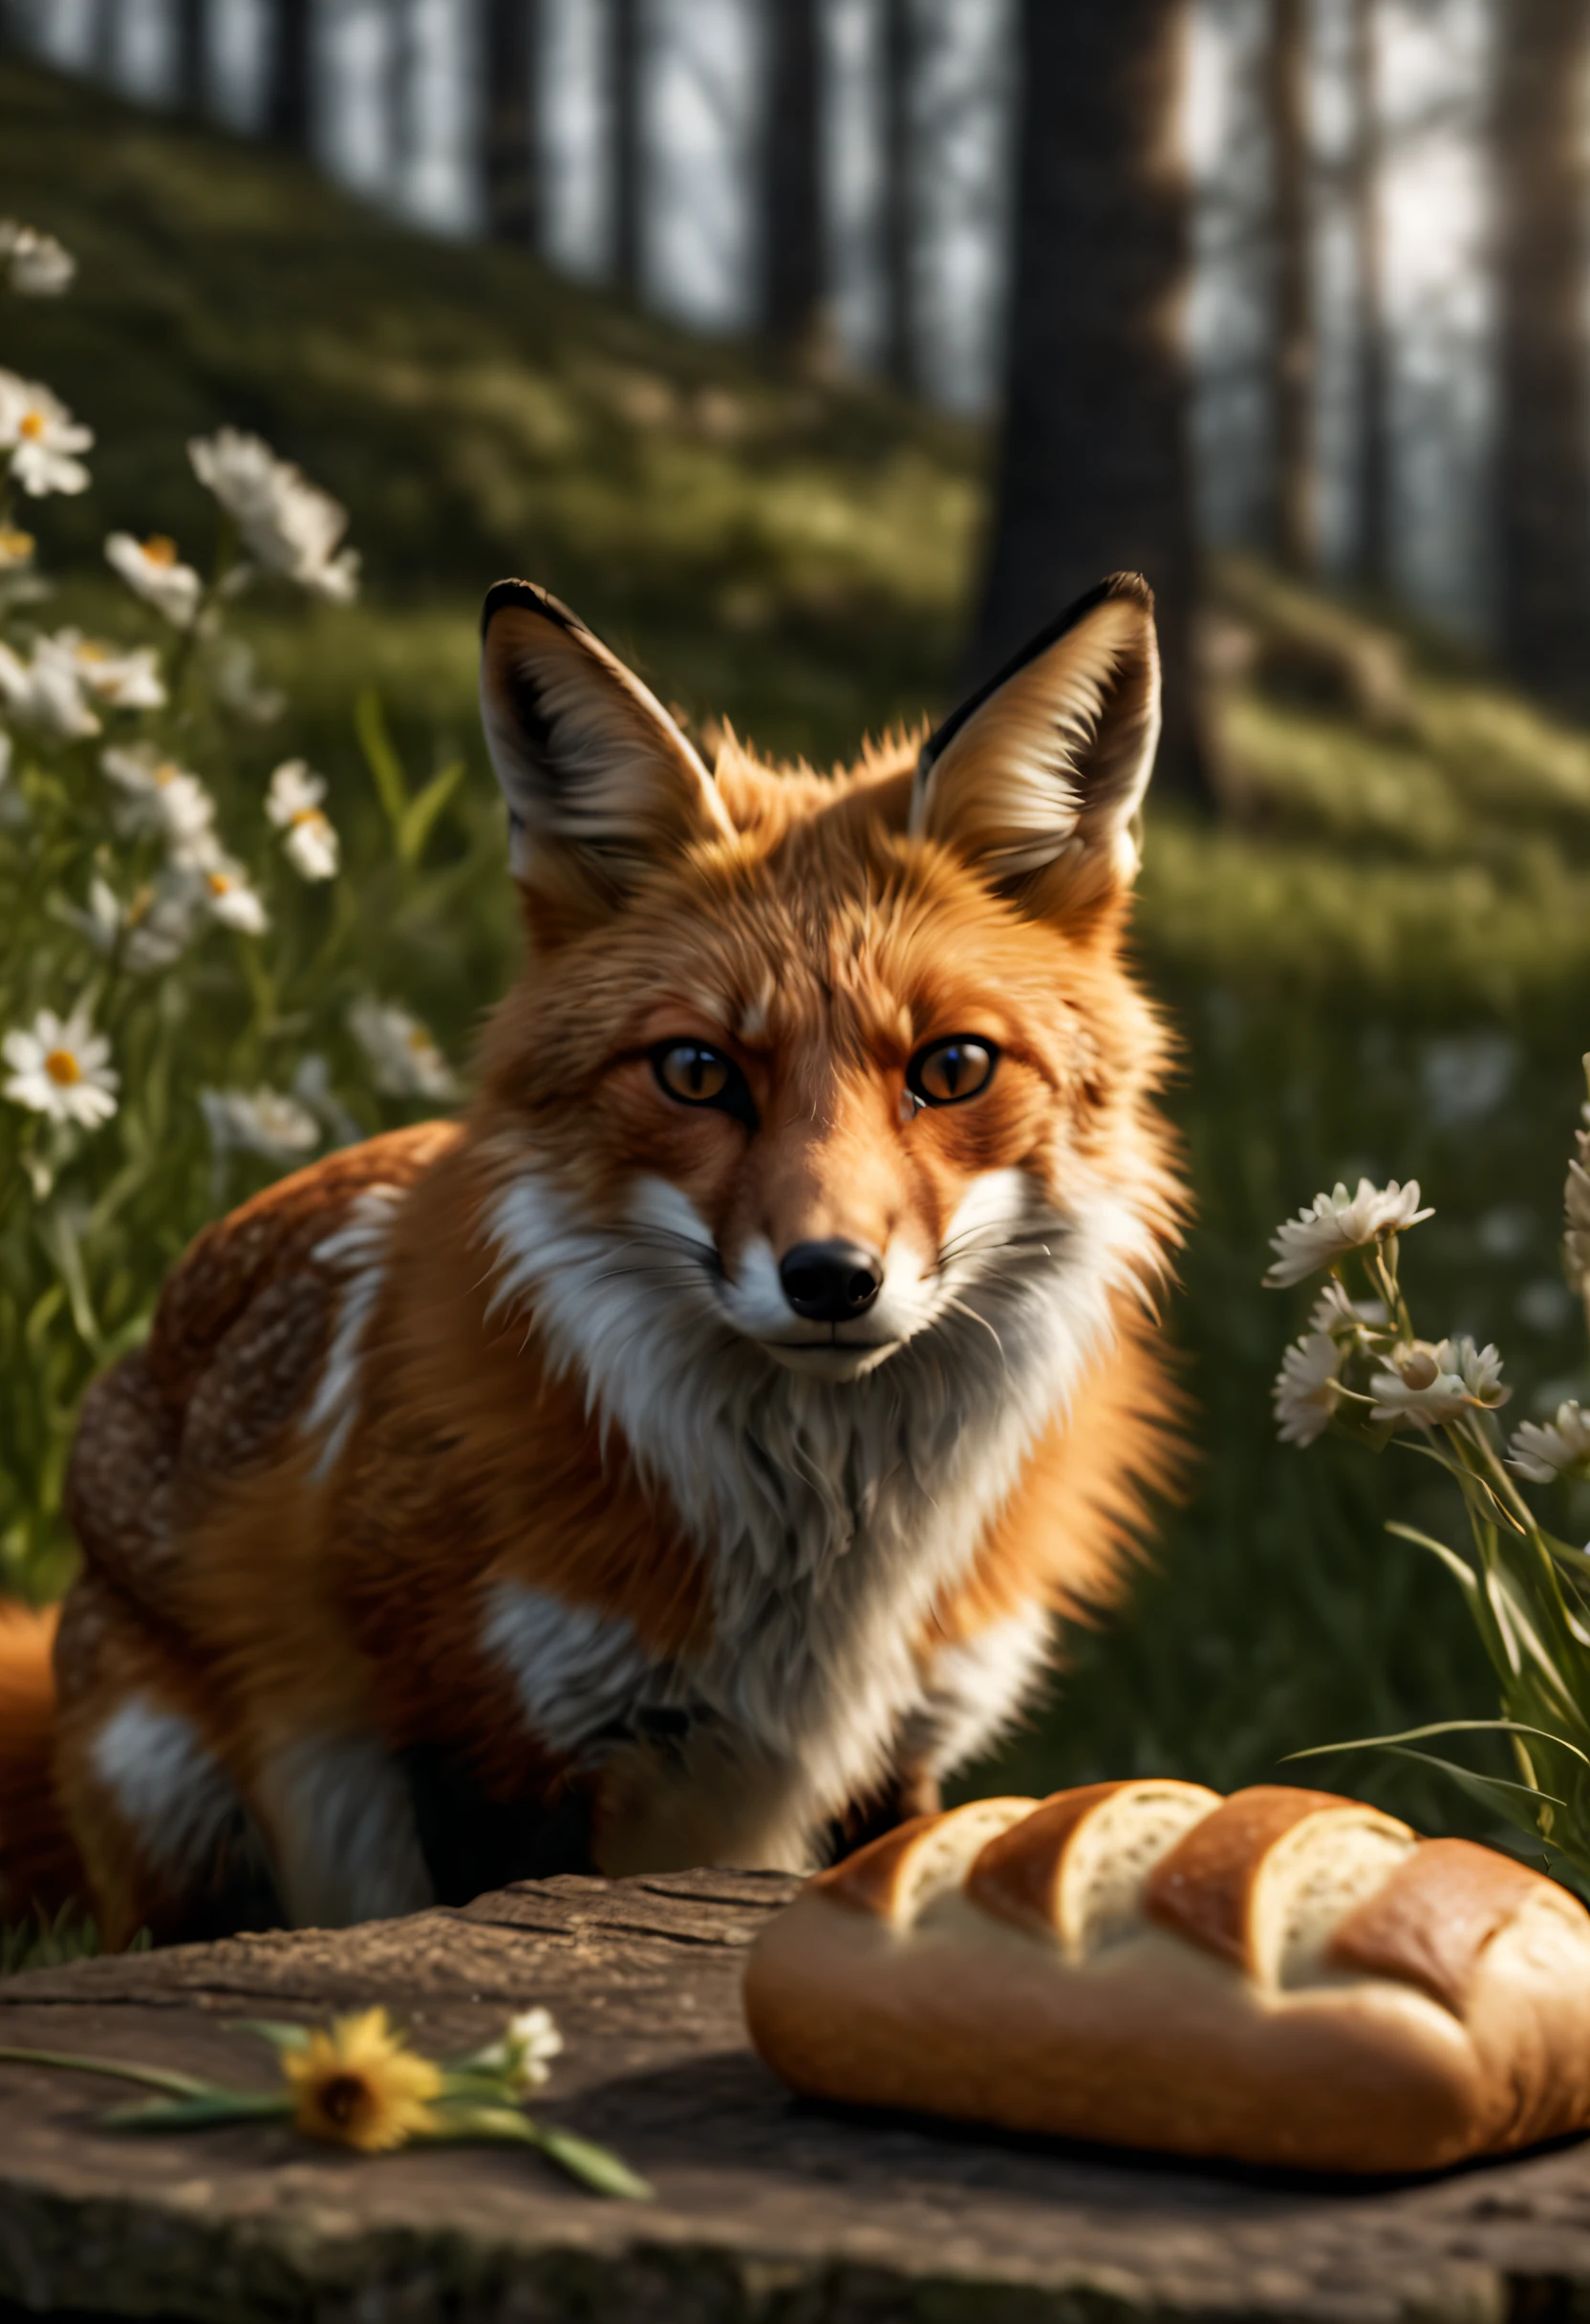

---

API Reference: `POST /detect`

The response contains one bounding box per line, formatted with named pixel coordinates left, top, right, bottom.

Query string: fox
left=0, top=569, right=1184, bottom=1949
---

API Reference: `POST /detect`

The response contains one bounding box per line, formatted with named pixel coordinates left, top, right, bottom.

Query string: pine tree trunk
left=612, top=0, right=643, bottom=297
left=1493, top=0, right=1590, bottom=706
left=879, top=0, right=915, bottom=389
left=172, top=0, right=207, bottom=115
left=971, top=0, right=1207, bottom=804
left=762, top=0, right=823, bottom=354
left=1349, top=0, right=1390, bottom=593
left=481, top=0, right=539, bottom=243
left=265, top=0, right=313, bottom=150
left=1265, top=0, right=1316, bottom=574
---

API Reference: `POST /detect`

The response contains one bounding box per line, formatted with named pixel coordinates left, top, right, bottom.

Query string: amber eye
left=908, top=1037, right=998, bottom=1108
left=651, top=1040, right=757, bottom=1126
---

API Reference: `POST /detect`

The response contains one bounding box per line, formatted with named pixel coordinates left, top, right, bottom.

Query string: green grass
left=6, top=55, right=1590, bottom=1902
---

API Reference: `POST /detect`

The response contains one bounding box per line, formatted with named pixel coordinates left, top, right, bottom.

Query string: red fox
left=0, top=571, right=1183, bottom=1948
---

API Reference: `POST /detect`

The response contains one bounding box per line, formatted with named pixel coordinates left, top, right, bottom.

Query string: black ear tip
left=480, top=579, right=581, bottom=644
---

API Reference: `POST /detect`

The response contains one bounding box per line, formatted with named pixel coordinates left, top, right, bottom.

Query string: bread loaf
left=741, top=1782, right=1590, bottom=2174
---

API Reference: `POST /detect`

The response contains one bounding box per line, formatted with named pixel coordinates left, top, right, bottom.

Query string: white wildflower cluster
left=458, top=2008, right=563, bottom=2096
left=1266, top=1175, right=1510, bottom=1449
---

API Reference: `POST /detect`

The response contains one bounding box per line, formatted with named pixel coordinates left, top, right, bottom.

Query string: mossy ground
left=6, top=56, right=1590, bottom=1935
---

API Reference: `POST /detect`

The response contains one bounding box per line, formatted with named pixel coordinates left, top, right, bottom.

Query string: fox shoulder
left=65, top=1123, right=460, bottom=1615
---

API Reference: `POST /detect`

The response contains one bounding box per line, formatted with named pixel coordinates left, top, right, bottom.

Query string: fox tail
left=0, top=1603, right=82, bottom=1928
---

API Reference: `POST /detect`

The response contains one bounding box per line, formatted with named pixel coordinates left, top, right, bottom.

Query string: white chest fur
left=481, top=1164, right=1154, bottom=1869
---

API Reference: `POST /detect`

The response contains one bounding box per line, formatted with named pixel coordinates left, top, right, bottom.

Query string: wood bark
left=879, top=0, right=916, bottom=390
left=264, top=0, right=313, bottom=151
left=971, top=0, right=1207, bottom=804
left=762, top=0, right=823, bottom=354
left=612, top=0, right=643, bottom=297
left=481, top=0, right=539, bottom=244
left=1493, top=0, right=1590, bottom=707
left=171, top=0, right=206, bottom=116
left=7, top=1871, right=1590, bottom=2320
left=1349, top=0, right=1390, bottom=593
left=1264, top=0, right=1316, bottom=574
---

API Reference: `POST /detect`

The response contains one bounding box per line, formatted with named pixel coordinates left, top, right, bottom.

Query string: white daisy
left=1274, top=1331, right=1342, bottom=1449
left=200, top=1085, right=319, bottom=1166
left=63, top=634, right=166, bottom=712
left=188, top=428, right=359, bottom=603
left=1369, top=1337, right=1507, bottom=1430
left=1511, top=1401, right=1590, bottom=1485
left=54, top=874, right=199, bottom=976
left=0, top=372, right=93, bottom=497
left=349, top=997, right=461, bottom=1102
left=464, top=2008, right=563, bottom=2097
left=104, top=533, right=202, bottom=629
left=100, top=744, right=218, bottom=867
left=2, top=1004, right=118, bottom=1129
left=1264, top=1178, right=1433, bottom=1290
left=1307, top=1281, right=1386, bottom=1339
left=0, top=637, right=98, bottom=739
left=197, top=858, right=269, bottom=935
left=0, top=223, right=75, bottom=297
left=266, top=759, right=339, bottom=881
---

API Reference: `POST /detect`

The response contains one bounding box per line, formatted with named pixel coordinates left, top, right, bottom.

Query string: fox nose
left=779, top=1239, right=884, bottom=1324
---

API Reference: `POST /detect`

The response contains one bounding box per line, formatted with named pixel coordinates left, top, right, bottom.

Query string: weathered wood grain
left=3, top=1870, right=1590, bottom=2323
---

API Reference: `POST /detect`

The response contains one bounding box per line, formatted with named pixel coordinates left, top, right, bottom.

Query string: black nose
left=779, top=1239, right=883, bottom=1323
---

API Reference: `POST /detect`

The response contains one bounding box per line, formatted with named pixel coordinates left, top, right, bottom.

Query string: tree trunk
left=762, top=0, right=823, bottom=354
left=971, top=0, right=1207, bottom=804
left=1349, top=0, right=1391, bottom=593
left=172, top=0, right=207, bottom=115
left=612, top=0, right=642, bottom=297
left=264, top=0, right=313, bottom=150
left=1493, top=0, right=1590, bottom=707
left=879, top=0, right=915, bottom=390
left=1264, top=0, right=1316, bottom=574
left=482, top=0, right=539, bottom=244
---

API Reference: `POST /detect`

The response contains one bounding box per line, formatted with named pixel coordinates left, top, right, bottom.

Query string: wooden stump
left=3, top=1868, right=1590, bottom=2321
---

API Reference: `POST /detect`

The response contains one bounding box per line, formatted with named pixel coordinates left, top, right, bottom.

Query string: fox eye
left=908, top=1037, right=998, bottom=1108
left=652, top=1041, right=756, bottom=1125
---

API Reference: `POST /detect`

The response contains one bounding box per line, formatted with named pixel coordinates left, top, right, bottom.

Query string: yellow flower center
left=290, top=807, right=320, bottom=828
left=154, top=762, right=180, bottom=787
left=205, top=871, right=233, bottom=896
left=44, top=1048, right=81, bottom=1087
left=75, top=641, right=107, bottom=664
left=18, top=410, right=44, bottom=441
left=407, top=1027, right=430, bottom=1052
left=141, top=535, right=179, bottom=568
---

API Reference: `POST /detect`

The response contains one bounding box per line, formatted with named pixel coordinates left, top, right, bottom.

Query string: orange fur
left=0, top=1604, right=82, bottom=1923
left=6, top=571, right=1189, bottom=1942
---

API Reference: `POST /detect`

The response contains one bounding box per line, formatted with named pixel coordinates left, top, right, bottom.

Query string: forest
left=7, top=0, right=1590, bottom=1866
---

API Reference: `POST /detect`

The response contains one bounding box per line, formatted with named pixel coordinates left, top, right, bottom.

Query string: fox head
left=473, top=575, right=1180, bottom=1409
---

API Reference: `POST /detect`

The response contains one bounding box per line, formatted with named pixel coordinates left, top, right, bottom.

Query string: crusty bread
left=741, top=1781, right=1590, bottom=2174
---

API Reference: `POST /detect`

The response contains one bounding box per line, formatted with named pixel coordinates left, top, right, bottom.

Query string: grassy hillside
left=7, top=56, right=1590, bottom=1873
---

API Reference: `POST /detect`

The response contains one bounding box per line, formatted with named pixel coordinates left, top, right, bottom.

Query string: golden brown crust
left=743, top=1782, right=1590, bottom=2175
left=1145, top=1785, right=1354, bottom=1970
left=815, top=1798, right=1036, bottom=1926
left=1328, top=1837, right=1555, bottom=2013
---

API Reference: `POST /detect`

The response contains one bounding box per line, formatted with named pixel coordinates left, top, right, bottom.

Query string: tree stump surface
left=2, top=1870, right=1590, bottom=2323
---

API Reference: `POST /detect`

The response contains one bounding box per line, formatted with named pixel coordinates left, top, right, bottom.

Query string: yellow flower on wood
left=281, top=2008, right=441, bottom=2153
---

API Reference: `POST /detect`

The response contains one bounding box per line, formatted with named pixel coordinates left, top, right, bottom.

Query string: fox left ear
left=479, top=580, right=734, bottom=935
left=910, top=572, right=1161, bottom=915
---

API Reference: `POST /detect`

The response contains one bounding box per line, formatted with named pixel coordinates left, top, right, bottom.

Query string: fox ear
left=910, top=573, right=1161, bottom=915
left=479, top=581, right=733, bottom=932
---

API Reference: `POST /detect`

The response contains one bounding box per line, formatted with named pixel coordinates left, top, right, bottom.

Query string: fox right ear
left=911, top=573, right=1161, bottom=917
left=479, top=581, right=733, bottom=936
